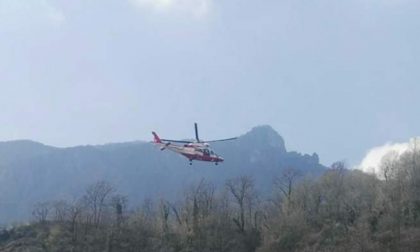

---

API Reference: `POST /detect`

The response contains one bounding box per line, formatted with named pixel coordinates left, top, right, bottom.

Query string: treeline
left=1, top=148, right=420, bottom=251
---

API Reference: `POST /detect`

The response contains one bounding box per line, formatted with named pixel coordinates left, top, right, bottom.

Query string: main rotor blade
left=195, top=122, right=200, bottom=142
left=161, top=139, right=192, bottom=144
left=205, top=137, right=238, bottom=143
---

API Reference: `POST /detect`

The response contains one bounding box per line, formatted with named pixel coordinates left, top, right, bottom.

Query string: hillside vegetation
left=0, top=126, right=324, bottom=223
left=1, top=148, right=420, bottom=252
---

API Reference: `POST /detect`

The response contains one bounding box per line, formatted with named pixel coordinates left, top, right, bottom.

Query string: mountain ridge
left=0, top=125, right=326, bottom=224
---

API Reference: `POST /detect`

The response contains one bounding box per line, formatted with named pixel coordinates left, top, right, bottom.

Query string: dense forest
left=1, top=148, right=420, bottom=252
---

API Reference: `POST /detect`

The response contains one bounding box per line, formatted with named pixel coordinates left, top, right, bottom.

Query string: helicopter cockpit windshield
left=199, top=148, right=216, bottom=156
left=203, top=149, right=210, bottom=156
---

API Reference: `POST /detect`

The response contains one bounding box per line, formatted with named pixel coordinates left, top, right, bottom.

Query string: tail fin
left=152, top=132, right=162, bottom=143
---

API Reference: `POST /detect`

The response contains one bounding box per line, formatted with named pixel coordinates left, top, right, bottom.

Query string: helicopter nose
left=218, top=156, right=224, bottom=162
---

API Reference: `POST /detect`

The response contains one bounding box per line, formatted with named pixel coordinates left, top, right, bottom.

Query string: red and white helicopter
left=152, top=123, right=237, bottom=165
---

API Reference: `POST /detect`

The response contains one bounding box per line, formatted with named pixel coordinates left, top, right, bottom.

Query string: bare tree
left=51, top=200, right=69, bottom=222
left=319, top=161, right=348, bottom=224
left=68, top=199, right=84, bottom=246
left=226, top=176, right=257, bottom=233
left=380, top=151, right=400, bottom=182
left=274, top=167, right=302, bottom=203
left=159, top=199, right=171, bottom=234
left=111, top=194, right=128, bottom=227
left=82, top=181, right=116, bottom=228
left=32, top=201, right=51, bottom=223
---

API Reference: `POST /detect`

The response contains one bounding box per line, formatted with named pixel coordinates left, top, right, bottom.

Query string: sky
left=0, top=0, right=419, bottom=166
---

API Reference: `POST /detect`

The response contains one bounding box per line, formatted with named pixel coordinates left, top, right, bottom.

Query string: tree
left=274, top=167, right=301, bottom=205
left=51, top=200, right=70, bottom=222
left=82, top=181, right=115, bottom=228
left=32, top=201, right=51, bottom=223
left=226, top=175, right=260, bottom=236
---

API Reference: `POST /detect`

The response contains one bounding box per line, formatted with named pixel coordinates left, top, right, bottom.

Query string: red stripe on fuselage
left=181, top=153, right=223, bottom=163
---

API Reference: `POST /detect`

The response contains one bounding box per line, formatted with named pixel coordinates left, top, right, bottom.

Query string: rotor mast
left=195, top=122, right=200, bottom=143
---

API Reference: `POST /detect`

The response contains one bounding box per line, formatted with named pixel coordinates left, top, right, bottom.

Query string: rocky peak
left=239, top=125, right=286, bottom=153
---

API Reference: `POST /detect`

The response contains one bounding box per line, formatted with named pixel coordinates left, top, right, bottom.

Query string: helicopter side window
left=210, top=150, right=214, bottom=155
left=203, top=149, right=210, bottom=156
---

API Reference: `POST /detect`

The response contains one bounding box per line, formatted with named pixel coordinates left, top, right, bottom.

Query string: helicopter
left=152, top=123, right=237, bottom=165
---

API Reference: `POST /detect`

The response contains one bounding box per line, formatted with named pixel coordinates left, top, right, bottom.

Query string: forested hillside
left=1, top=147, right=420, bottom=251
left=0, top=126, right=324, bottom=223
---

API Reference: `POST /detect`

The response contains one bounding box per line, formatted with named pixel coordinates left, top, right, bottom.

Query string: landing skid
left=187, top=160, right=219, bottom=165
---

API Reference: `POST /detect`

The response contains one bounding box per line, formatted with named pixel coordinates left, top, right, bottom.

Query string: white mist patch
left=130, top=0, right=211, bottom=18
left=357, top=137, right=420, bottom=175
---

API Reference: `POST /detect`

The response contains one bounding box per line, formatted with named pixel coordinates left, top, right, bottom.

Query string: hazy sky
left=0, top=0, right=419, bottom=166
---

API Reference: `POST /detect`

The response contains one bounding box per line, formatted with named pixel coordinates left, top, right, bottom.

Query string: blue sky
left=0, top=0, right=419, bottom=166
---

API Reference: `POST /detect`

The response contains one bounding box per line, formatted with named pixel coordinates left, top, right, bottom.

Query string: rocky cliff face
left=0, top=125, right=325, bottom=223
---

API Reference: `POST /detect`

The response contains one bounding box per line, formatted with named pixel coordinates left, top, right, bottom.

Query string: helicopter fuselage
left=156, top=142, right=224, bottom=163
left=152, top=123, right=235, bottom=165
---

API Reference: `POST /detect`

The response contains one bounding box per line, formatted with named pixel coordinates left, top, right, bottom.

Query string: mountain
left=0, top=126, right=326, bottom=224
left=0, top=140, right=56, bottom=166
